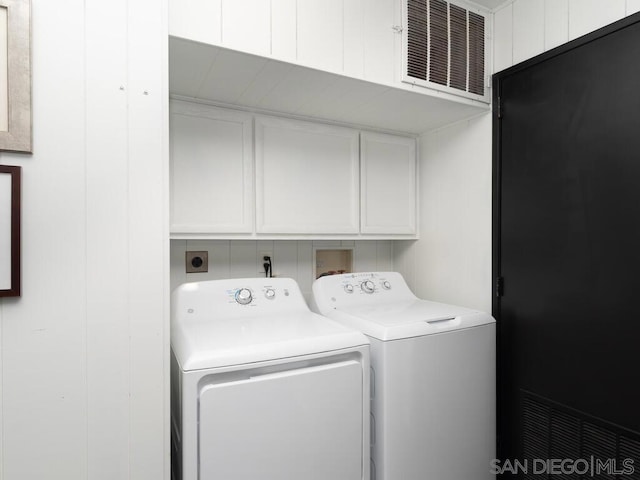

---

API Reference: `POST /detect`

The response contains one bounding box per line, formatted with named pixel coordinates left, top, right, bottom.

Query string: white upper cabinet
left=170, top=101, right=253, bottom=234
left=255, top=116, right=360, bottom=234
left=360, top=132, right=416, bottom=234
left=170, top=103, right=418, bottom=239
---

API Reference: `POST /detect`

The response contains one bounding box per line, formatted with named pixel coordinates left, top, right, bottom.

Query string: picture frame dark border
left=0, top=0, right=31, bottom=153
left=0, top=165, right=20, bottom=297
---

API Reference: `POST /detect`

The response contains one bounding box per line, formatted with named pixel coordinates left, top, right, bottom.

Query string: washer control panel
left=313, top=272, right=416, bottom=309
left=360, top=280, right=375, bottom=294
left=340, top=274, right=394, bottom=296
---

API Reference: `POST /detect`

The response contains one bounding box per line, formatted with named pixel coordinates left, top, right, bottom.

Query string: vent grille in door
left=405, top=0, right=487, bottom=101
left=521, top=391, right=640, bottom=480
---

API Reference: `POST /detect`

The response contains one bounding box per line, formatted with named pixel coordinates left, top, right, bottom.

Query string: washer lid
left=311, top=272, right=495, bottom=341
left=330, top=299, right=494, bottom=341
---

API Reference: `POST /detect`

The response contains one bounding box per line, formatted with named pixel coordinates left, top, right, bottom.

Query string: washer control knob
left=235, top=288, right=253, bottom=305
left=361, top=280, right=375, bottom=294
left=264, top=288, right=276, bottom=300
left=344, top=284, right=354, bottom=294
left=381, top=281, right=391, bottom=290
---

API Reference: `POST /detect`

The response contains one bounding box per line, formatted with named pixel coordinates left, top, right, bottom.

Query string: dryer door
left=199, top=360, right=363, bottom=480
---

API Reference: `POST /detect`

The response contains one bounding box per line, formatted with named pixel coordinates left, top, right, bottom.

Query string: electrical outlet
left=186, top=251, right=208, bottom=273
left=258, top=251, right=273, bottom=275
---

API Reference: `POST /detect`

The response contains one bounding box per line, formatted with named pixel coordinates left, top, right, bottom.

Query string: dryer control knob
left=344, top=284, right=354, bottom=293
left=264, top=288, right=276, bottom=300
left=381, top=281, right=391, bottom=290
left=235, top=288, right=253, bottom=305
left=361, top=280, right=375, bottom=294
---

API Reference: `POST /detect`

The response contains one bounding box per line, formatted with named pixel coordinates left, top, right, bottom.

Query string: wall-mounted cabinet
left=255, top=116, right=360, bottom=234
left=170, top=100, right=417, bottom=239
left=361, top=132, right=416, bottom=234
left=170, top=101, right=253, bottom=234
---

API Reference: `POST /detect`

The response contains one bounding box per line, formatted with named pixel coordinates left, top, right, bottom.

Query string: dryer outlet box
left=186, top=251, right=208, bottom=273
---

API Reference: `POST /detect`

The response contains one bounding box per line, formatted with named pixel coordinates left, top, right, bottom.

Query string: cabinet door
left=255, top=116, right=359, bottom=234
left=170, top=101, right=253, bottom=234
left=360, top=132, right=416, bottom=234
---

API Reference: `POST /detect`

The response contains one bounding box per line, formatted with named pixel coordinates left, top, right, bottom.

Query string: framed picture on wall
left=0, top=0, right=31, bottom=153
left=0, top=165, right=20, bottom=297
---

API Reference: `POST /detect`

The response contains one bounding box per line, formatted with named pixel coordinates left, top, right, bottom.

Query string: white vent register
left=403, top=0, right=489, bottom=102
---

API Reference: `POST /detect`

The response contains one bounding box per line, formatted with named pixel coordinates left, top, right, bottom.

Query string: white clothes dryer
left=171, top=278, right=370, bottom=480
left=311, top=272, right=496, bottom=480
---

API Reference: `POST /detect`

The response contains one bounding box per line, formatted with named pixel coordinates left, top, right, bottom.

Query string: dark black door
left=494, top=14, right=640, bottom=467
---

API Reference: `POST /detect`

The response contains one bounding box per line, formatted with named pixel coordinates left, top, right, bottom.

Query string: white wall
left=0, top=2, right=168, bottom=479
left=398, top=1, right=640, bottom=314
left=168, top=0, right=401, bottom=85
left=494, top=0, right=640, bottom=72
left=171, top=240, right=394, bottom=302
left=397, top=115, right=493, bottom=312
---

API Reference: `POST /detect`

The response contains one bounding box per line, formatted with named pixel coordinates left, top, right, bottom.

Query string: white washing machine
left=311, top=272, right=496, bottom=480
left=170, top=277, right=370, bottom=480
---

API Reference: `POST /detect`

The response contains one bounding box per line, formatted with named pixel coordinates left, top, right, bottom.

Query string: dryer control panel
left=230, top=284, right=285, bottom=306
left=172, top=277, right=309, bottom=321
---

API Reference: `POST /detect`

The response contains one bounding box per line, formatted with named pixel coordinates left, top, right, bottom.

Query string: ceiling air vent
left=404, top=0, right=488, bottom=101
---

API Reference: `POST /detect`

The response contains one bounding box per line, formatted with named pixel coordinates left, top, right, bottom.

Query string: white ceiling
left=169, top=37, right=489, bottom=135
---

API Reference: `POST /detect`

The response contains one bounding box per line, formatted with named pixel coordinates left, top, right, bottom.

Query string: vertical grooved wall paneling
left=354, top=241, right=378, bottom=273
left=493, top=3, right=513, bottom=73
left=168, top=0, right=400, bottom=85
left=344, top=0, right=365, bottom=78
left=170, top=240, right=396, bottom=303
left=512, top=0, right=544, bottom=64
left=86, top=2, right=130, bottom=477
left=494, top=0, right=635, bottom=71
left=568, top=0, right=625, bottom=40
left=168, top=0, right=221, bottom=45
left=0, top=1, right=168, bottom=479
left=1, top=0, right=88, bottom=475
left=628, top=0, right=640, bottom=14
left=410, top=114, right=492, bottom=313
left=544, top=0, right=569, bottom=51
left=127, top=0, right=168, bottom=477
left=221, top=0, right=271, bottom=56
left=296, top=0, right=344, bottom=72
left=363, top=0, right=396, bottom=84
left=271, top=0, right=297, bottom=62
